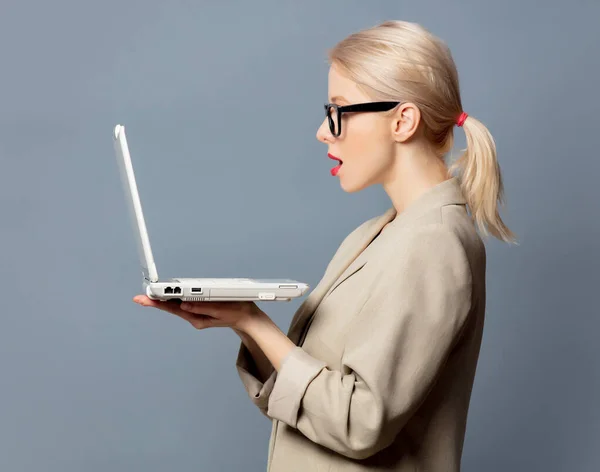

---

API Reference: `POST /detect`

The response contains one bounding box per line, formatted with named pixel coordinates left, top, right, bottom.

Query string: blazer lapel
left=287, top=208, right=396, bottom=345
left=325, top=256, right=367, bottom=299
left=286, top=177, right=467, bottom=346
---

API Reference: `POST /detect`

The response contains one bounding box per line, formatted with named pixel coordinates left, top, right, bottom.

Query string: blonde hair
left=328, top=20, right=516, bottom=244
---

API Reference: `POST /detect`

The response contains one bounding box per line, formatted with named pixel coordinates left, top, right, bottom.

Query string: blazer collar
left=287, top=177, right=466, bottom=345
left=385, top=176, right=467, bottom=230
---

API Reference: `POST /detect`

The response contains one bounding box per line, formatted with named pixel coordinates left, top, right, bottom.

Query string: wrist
left=241, top=311, right=295, bottom=372
left=237, top=308, right=270, bottom=337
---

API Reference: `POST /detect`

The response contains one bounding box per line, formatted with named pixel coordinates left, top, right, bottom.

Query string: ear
left=390, top=102, right=421, bottom=143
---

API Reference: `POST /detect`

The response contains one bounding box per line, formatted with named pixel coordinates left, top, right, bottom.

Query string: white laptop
left=113, top=124, right=309, bottom=302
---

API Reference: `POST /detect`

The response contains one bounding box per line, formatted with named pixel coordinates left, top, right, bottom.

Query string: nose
left=316, top=117, right=334, bottom=144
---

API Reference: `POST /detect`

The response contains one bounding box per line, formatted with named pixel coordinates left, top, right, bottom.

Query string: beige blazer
left=236, top=177, right=486, bottom=471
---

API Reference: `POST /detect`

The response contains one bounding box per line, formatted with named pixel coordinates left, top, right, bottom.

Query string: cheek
left=342, top=115, right=391, bottom=169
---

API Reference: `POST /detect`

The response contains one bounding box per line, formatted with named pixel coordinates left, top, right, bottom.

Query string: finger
left=179, top=301, right=223, bottom=316
left=187, top=314, right=216, bottom=330
left=181, top=300, right=250, bottom=314
left=137, top=296, right=226, bottom=330
left=134, top=295, right=180, bottom=313
left=133, top=295, right=201, bottom=323
left=133, top=295, right=163, bottom=307
left=133, top=296, right=228, bottom=330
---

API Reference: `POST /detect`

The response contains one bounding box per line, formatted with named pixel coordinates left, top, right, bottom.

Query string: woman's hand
left=133, top=295, right=264, bottom=333
left=132, top=295, right=297, bottom=371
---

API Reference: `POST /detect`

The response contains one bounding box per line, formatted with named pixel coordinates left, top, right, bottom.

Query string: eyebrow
left=329, top=95, right=348, bottom=104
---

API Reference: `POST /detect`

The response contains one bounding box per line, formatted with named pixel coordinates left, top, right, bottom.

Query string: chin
left=339, top=166, right=382, bottom=193
left=340, top=176, right=369, bottom=193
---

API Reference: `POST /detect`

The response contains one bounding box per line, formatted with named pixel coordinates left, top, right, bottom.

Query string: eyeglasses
left=324, top=101, right=401, bottom=137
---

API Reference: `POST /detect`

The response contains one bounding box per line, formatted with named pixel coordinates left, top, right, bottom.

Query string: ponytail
left=449, top=115, right=517, bottom=244
left=326, top=20, right=517, bottom=243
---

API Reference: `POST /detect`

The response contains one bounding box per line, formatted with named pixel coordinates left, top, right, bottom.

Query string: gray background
left=1, top=0, right=598, bottom=470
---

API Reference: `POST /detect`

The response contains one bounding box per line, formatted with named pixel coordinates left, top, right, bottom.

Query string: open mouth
left=328, top=153, right=343, bottom=176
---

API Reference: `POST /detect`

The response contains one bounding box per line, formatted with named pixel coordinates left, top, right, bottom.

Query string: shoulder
left=397, top=223, right=470, bottom=267
left=387, top=204, right=484, bottom=280
left=379, top=221, right=478, bottom=295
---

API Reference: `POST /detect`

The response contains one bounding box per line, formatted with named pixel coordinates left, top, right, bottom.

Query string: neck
left=382, top=147, right=450, bottom=216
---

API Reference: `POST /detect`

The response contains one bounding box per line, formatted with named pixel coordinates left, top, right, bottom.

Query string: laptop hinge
left=142, top=268, right=158, bottom=284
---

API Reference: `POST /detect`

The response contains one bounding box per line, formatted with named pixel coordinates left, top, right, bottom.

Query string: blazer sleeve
left=265, top=224, right=474, bottom=460
left=235, top=341, right=277, bottom=418
left=234, top=220, right=369, bottom=417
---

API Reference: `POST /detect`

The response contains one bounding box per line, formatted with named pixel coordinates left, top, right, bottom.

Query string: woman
left=135, top=20, right=515, bottom=472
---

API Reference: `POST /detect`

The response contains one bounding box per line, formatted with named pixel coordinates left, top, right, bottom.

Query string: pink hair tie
left=456, top=111, right=468, bottom=127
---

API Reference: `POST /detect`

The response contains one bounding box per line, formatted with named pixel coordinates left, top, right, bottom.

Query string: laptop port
left=164, top=287, right=173, bottom=294
left=173, top=287, right=182, bottom=294
left=191, top=288, right=203, bottom=293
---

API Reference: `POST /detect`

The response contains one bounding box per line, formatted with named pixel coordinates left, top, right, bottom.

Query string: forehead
left=328, top=64, right=370, bottom=103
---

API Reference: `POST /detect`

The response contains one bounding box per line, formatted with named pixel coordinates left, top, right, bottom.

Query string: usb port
left=191, top=288, right=203, bottom=293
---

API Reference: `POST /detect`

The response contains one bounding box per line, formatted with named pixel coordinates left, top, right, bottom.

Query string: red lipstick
left=328, top=153, right=343, bottom=176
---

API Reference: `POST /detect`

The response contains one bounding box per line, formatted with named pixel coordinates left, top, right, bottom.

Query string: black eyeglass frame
left=324, top=101, right=401, bottom=137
